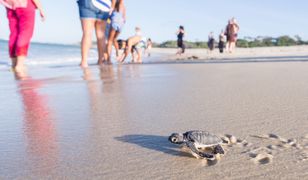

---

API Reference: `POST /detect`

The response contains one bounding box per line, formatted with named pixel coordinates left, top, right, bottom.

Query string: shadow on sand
left=115, top=134, right=192, bottom=158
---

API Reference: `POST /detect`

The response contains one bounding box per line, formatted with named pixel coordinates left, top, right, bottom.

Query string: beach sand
left=0, top=61, right=308, bottom=179
left=150, top=45, right=308, bottom=63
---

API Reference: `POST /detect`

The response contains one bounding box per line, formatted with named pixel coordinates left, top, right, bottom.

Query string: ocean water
left=0, top=40, right=158, bottom=69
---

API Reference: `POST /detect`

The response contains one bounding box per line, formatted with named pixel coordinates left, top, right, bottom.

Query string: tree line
left=154, top=35, right=308, bottom=49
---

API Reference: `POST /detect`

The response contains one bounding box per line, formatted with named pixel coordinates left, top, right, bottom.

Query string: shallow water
left=0, top=63, right=308, bottom=179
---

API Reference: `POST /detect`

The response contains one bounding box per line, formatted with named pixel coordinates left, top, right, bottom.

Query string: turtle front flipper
left=186, top=142, right=215, bottom=160
left=213, top=145, right=225, bottom=155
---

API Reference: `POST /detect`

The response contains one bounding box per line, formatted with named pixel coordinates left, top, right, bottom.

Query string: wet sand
left=0, top=62, right=308, bottom=179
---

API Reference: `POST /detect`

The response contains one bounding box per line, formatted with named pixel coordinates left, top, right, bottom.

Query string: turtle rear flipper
left=214, top=145, right=225, bottom=155
left=186, top=142, right=215, bottom=160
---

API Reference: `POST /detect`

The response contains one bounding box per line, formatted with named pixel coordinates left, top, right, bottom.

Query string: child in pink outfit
left=0, top=0, right=45, bottom=71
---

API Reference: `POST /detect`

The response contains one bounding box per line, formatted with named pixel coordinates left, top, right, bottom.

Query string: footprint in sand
left=299, top=151, right=308, bottom=162
left=243, top=146, right=274, bottom=165
left=250, top=153, right=273, bottom=165
left=222, top=133, right=308, bottom=165
left=221, top=134, right=251, bottom=147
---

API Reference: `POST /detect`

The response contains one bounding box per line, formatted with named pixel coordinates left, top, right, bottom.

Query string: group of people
left=208, top=18, right=240, bottom=54
left=0, top=0, right=240, bottom=72
left=176, top=17, right=240, bottom=55
left=75, top=0, right=152, bottom=67
left=0, top=0, right=152, bottom=72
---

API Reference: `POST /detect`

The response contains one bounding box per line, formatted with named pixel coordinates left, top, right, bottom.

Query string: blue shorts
left=111, top=23, right=123, bottom=32
left=111, top=12, right=124, bottom=32
left=77, top=0, right=109, bottom=20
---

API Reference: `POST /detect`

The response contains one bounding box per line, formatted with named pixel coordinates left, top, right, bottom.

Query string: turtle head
left=169, top=133, right=184, bottom=144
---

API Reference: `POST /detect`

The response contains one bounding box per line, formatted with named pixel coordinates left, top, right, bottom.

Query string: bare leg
left=131, top=52, right=136, bottom=63
left=11, top=57, right=17, bottom=69
left=107, top=29, right=121, bottom=64
left=113, top=32, right=120, bottom=58
left=95, top=20, right=106, bottom=65
left=230, top=42, right=236, bottom=53
left=136, top=49, right=142, bottom=63
left=226, top=42, right=230, bottom=53
left=14, top=56, right=26, bottom=72
left=80, top=19, right=95, bottom=68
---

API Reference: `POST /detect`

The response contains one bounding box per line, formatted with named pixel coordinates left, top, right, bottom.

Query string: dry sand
left=149, top=45, right=308, bottom=63
left=0, top=58, right=308, bottom=179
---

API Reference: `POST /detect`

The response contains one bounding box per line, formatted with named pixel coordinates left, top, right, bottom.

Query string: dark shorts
left=177, top=40, right=184, bottom=48
left=77, top=0, right=109, bottom=20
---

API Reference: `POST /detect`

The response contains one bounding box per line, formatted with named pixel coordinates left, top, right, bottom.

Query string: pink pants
left=7, top=2, right=35, bottom=58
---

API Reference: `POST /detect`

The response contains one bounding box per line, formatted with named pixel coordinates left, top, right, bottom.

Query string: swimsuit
left=133, top=38, right=147, bottom=51
left=177, top=32, right=184, bottom=48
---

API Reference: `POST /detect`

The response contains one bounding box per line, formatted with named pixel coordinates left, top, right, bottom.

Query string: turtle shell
left=185, top=130, right=222, bottom=147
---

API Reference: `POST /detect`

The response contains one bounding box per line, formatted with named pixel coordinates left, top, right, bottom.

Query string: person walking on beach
left=77, top=0, right=115, bottom=68
left=145, top=38, right=153, bottom=57
left=208, top=32, right=215, bottom=53
left=0, top=0, right=45, bottom=72
left=176, top=26, right=185, bottom=55
left=225, top=18, right=240, bottom=53
left=106, top=0, right=126, bottom=64
left=218, top=30, right=225, bottom=53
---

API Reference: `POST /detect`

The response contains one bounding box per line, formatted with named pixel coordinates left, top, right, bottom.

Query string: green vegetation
left=155, top=35, right=308, bottom=48
left=158, top=41, right=208, bottom=49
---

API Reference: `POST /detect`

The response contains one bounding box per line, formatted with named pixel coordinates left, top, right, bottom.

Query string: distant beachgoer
left=225, top=18, right=240, bottom=53
left=208, top=32, right=215, bottom=52
left=224, top=20, right=231, bottom=52
left=0, top=0, right=45, bottom=72
left=77, top=0, right=115, bottom=68
left=106, top=0, right=126, bottom=63
left=176, top=26, right=185, bottom=55
left=218, top=30, right=225, bottom=53
left=145, top=38, right=153, bottom=57
left=119, top=27, right=147, bottom=63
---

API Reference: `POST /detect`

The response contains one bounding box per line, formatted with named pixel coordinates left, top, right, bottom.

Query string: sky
left=0, top=0, right=307, bottom=44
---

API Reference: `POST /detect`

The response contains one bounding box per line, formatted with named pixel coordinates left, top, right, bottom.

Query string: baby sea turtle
left=169, top=130, right=225, bottom=160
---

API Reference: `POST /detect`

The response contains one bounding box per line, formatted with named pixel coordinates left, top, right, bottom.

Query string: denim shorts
left=77, top=0, right=109, bottom=20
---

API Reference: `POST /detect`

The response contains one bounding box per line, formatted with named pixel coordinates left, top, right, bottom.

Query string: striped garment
left=91, top=0, right=111, bottom=12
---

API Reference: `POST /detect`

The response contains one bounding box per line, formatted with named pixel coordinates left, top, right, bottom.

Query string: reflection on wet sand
left=14, top=71, right=58, bottom=176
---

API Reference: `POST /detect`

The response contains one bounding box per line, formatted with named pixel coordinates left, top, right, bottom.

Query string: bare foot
left=80, top=62, right=89, bottom=68
left=14, top=64, right=25, bottom=73
left=106, top=60, right=113, bottom=65
left=97, top=60, right=105, bottom=66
